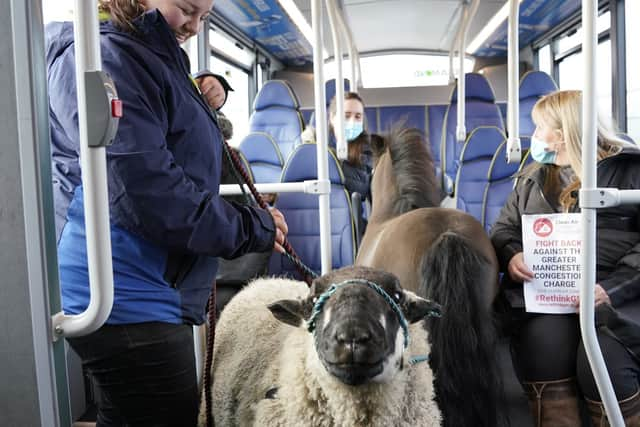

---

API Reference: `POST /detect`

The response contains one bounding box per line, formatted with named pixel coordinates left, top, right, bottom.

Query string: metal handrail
left=448, top=5, right=463, bottom=85
left=579, top=1, right=624, bottom=424
left=311, top=0, right=333, bottom=275
left=325, top=0, right=347, bottom=161
left=506, top=0, right=522, bottom=163
left=456, top=0, right=480, bottom=143
left=51, top=0, right=114, bottom=339
left=335, top=5, right=360, bottom=92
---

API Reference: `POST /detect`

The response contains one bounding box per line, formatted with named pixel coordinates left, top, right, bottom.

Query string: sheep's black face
left=313, top=280, right=403, bottom=386
left=268, top=266, right=441, bottom=386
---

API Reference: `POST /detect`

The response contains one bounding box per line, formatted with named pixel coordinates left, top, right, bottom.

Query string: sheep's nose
left=335, top=325, right=372, bottom=345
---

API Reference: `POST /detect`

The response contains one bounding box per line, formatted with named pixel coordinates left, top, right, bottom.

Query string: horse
left=356, top=128, right=504, bottom=427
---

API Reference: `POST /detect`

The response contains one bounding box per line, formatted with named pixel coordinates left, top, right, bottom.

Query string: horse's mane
left=378, top=127, right=441, bottom=215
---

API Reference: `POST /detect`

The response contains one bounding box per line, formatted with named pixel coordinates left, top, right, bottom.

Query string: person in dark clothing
left=47, top=1, right=288, bottom=425
left=489, top=90, right=640, bottom=426
left=328, top=92, right=373, bottom=199
left=326, top=92, right=372, bottom=237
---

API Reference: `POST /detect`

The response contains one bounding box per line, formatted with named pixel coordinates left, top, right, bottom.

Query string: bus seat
left=519, top=71, right=558, bottom=138
left=482, top=140, right=521, bottom=232
left=454, top=126, right=505, bottom=223
left=249, top=80, right=304, bottom=160
left=496, top=102, right=508, bottom=127
left=365, top=107, right=379, bottom=133
left=304, top=78, right=350, bottom=128
left=441, top=73, right=505, bottom=196
left=325, top=78, right=351, bottom=106
left=268, top=143, right=356, bottom=278
left=427, top=104, right=447, bottom=164
left=238, top=132, right=284, bottom=184
left=378, top=105, right=427, bottom=136
left=427, top=104, right=448, bottom=192
left=300, top=108, right=313, bottom=125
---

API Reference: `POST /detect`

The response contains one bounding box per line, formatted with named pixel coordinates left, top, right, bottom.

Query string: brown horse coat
left=356, top=128, right=504, bottom=427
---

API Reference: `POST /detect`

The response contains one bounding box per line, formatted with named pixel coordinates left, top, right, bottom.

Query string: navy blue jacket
left=46, top=10, right=275, bottom=325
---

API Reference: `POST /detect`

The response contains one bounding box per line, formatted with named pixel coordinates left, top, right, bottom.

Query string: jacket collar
left=527, top=143, right=640, bottom=185
left=101, top=9, right=189, bottom=74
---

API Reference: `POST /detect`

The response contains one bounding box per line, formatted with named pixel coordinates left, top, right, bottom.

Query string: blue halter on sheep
left=200, top=266, right=443, bottom=427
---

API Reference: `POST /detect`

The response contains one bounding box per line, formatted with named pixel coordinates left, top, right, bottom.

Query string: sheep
left=200, top=265, right=442, bottom=426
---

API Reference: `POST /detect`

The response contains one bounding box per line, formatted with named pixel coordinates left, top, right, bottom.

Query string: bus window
left=557, top=11, right=612, bottom=121
left=211, top=55, right=250, bottom=145
left=538, top=44, right=552, bottom=77
left=626, top=0, right=640, bottom=142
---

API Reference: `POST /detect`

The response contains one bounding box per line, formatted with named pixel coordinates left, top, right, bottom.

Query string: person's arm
left=600, top=237, right=640, bottom=307
left=49, top=44, right=276, bottom=259
left=193, top=70, right=233, bottom=110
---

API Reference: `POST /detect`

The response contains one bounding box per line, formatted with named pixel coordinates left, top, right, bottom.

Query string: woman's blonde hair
left=98, top=0, right=145, bottom=32
left=527, top=89, right=628, bottom=211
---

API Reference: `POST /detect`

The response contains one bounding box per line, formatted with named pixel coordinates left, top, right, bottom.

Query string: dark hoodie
left=490, top=146, right=640, bottom=307
left=47, top=10, right=275, bottom=325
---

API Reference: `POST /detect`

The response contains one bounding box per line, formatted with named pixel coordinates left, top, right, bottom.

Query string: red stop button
left=111, top=99, right=123, bottom=118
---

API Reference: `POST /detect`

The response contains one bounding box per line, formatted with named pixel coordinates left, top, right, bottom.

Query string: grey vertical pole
left=311, top=0, right=333, bottom=275
left=1, top=0, right=69, bottom=426
left=506, top=0, right=522, bottom=163
left=579, top=0, right=623, bottom=425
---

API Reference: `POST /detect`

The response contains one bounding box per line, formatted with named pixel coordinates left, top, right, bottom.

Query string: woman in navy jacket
left=46, top=1, right=288, bottom=425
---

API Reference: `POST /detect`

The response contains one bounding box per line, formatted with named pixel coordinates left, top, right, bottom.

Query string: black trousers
left=511, top=313, right=640, bottom=401
left=67, top=322, right=199, bottom=427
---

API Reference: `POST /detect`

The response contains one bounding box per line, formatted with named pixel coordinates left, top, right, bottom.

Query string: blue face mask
left=530, top=136, right=557, bottom=164
left=344, top=121, right=364, bottom=141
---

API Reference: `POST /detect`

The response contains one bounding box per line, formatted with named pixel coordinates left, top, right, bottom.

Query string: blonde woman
left=47, top=1, right=288, bottom=425
left=490, top=90, right=640, bottom=426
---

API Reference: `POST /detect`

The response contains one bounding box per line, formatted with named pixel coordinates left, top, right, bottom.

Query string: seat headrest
left=519, top=71, right=557, bottom=100
left=253, top=80, right=300, bottom=110
left=460, top=126, right=505, bottom=161
left=450, top=73, right=497, bottom=103
left=488, top=141, right=520, bottom=180
left=238, top=133, right=284, bottom=166
left=325, top=78, right=351, bottom=107
left=281, top=143, right=344, bottom=184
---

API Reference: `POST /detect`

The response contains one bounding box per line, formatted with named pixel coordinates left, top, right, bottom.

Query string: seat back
left=268, top=144, right=356, bottom=278
left=305, top=78, right=351, bottom=127
left=238, top=132, right=284, bottom=184
left=454, top=126, right=505, bottom=222
left=441, top=73, right=505, bottom=195
left=519, top=71, right=558, bottom=137
left=249, top=80, right=304, bottom=160
left=482, top=140, right=521, bottom=232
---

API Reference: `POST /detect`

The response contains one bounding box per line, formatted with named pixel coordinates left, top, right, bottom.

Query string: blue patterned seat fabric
left=268, top=143, right=356, bottom=278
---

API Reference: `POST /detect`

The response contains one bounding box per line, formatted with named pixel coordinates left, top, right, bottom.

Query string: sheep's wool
left=199, top=277, right=441, bottom=427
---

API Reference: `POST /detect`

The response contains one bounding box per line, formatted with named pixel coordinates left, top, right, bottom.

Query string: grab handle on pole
left=51, top=0, right=117, bottom=340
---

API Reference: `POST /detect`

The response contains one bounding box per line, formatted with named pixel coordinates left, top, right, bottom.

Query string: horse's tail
left=420, top=231, right=506, bottom=427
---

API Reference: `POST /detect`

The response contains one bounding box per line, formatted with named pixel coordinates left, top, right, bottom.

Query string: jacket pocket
left=164, top=252, right=198, bottom=289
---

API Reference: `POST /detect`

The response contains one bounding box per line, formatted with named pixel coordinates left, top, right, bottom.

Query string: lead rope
left=204, top=135, right=319, bottom=427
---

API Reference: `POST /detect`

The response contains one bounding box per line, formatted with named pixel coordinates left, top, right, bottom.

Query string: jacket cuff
left=498, top=242, right=523, bottom=272
left=251, top=206, right=276, bottom=253
left=600, top=269, right=640, bottom=307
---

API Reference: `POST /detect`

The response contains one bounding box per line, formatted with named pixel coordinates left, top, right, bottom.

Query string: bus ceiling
left=210, top=0, right=587, bottom=69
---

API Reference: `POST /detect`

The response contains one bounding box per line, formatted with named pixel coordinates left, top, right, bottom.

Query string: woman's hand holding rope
left=269, top=207, right=288, bottom=254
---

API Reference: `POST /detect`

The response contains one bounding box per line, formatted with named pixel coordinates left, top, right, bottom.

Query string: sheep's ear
left=268, top=299, right=307, bottom=327
left=402, top=292, right=442, bottom=324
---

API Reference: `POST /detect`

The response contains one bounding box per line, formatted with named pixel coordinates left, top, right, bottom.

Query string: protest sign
left=522, top=213, right=582, bottom=314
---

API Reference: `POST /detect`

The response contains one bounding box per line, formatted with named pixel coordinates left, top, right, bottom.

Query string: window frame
left=532, top=0, right=628, bottom=132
